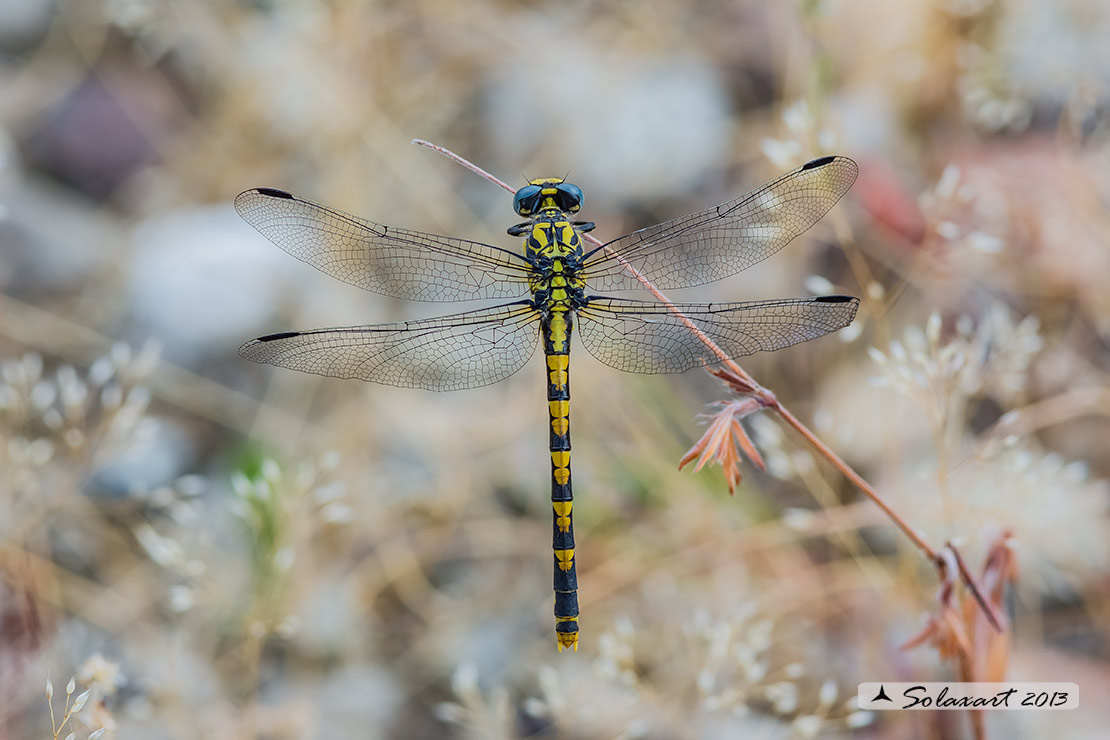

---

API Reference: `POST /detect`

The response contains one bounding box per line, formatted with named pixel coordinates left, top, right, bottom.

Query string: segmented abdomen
left=544, top=312, right=578, bottom=651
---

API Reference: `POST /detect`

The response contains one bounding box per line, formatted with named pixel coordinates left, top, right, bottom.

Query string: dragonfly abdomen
left=545, top=312, right=578, bottom=651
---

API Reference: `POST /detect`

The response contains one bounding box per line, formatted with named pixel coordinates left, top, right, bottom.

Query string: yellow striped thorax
left=514, top=178, right=588, bottom=312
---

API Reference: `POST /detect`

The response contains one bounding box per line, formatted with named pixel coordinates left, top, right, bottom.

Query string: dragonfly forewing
left=580, top=156, right=858, bottom=292
left=235, top=188, right=535, bottom=302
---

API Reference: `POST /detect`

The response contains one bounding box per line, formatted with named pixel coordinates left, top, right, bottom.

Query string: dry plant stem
left=984, top=386, right=1110, bottom=440
left=772, top=404, right=935, bottom=558
left=410, top=138, right=1009, bottom=623
left=412, top=139, right=517, bottom=192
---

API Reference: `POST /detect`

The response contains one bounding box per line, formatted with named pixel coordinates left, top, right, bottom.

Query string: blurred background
left=1, top=0, right=1109, bottom=738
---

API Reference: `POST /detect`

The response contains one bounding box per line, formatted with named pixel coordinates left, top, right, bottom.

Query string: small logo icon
left=871, top=685, right=893, bottom=702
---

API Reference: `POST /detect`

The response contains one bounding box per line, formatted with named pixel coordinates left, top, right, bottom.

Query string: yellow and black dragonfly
left=236, top=155, right=859, bottom=651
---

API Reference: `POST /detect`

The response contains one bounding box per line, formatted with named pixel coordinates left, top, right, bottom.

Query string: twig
left=947, top=541, right=1004, bottom=632
left=412, top=138, right=1006, bottom=626
left=412, top=139, right=516, bottom=192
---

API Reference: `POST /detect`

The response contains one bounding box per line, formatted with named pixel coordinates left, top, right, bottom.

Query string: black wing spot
left=254, top=187, right=295, bottom=199
left=801, top=155, right=837, bottom=171
left=257, top=331, right=301, bottom=341
left=813, top=294, right=856, bottom=303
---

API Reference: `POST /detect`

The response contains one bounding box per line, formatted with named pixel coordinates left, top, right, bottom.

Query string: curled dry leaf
left=679, top=398, right=765, bottom=494
left=901, top=548, right=974, bottom=669
left=903, top=536, right=1016, bottom=684
left=963, top=531, right=1016, bottom=682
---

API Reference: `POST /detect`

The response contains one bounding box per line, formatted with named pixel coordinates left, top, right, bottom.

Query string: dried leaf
left=680, top=399, right=763, bottom=493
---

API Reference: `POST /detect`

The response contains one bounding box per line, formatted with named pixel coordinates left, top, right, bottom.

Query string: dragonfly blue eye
left=555, top=183, right=583, bottom=212
left=513, top=184, right=543, bottom=215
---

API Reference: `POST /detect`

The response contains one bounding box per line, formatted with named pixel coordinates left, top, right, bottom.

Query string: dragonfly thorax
left=524, top=218, right=584, bottom=260
left=522, top=215, right=587, bottom=313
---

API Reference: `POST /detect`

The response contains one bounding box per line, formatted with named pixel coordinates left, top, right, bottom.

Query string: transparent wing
left=576, top=295, right=859, bottom=374
left=240, top=302, right=541, bottom=391
left=235, top=188, right=535, bottom=302
left=581, top=156, right=858, bottom=291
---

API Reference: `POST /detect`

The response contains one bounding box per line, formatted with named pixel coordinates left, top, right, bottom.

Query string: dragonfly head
left=513, top=178, right=583, bottom=216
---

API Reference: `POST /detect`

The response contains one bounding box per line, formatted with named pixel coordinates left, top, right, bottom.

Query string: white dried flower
left=765, top=681, right=799, bottom=713
left=845, top=710, right=873, bottom=727
left=174, top=475, right=206, bottom=497
left=596, top=618, right=637, bottom=686
left=132, top=339, right=162, bottom=378
left=63, top=428, right=85, bottom=449
left=838, top=321, right=863, bottom=343
left=230, top=471, right=251, bottom=498
left=168, top=585, right=194, bottom=613
left=312, top=481, right=346, bottom=503
left=782, top=99, right=812, bottom=134
left=124, top=385, right=151, bottom=411
left=273, top=546, right=295, bottom=572
left=760, top=138, right=803, bottom=170
left=936, top=220, right=961, bottom=239
left=134, top=524, right=185, bottom=568
left=109, top=343, right=131, bottom=371
left=100, top=383, right=124, bottom=411
left=967, top=230, right=1004, bottom=253
left=28, top=438, right=54, bottom=466
left=792, top=714, right=823, bottom=739
left=818, top=679, right=838, bottom=707
left=869, top=305, right=1042, bottom=441
left=891, top=443, right=1110, bottom=591
left=320, top=450, right=341, bottom=469
left=319, top=502, right=352, bottom=524
left=437, top=663, right=513, bottom=737
left=261, top=458, right=282, bottom=482
left=78, top=654, right=124, bottom=697
left=30, top=380, right=57, bottom=410
left=935, top=164, right=961, bottom=200
left=87, top=357, right=114, bottom=387
left=451, top=663, right=479, bottom=700
left=433, top=702, right=466, bottom=723
left=294, top=461, right=316, bottom=489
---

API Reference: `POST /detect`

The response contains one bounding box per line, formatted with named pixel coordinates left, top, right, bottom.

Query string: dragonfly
left=235, top=155, right=860, bottom=651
